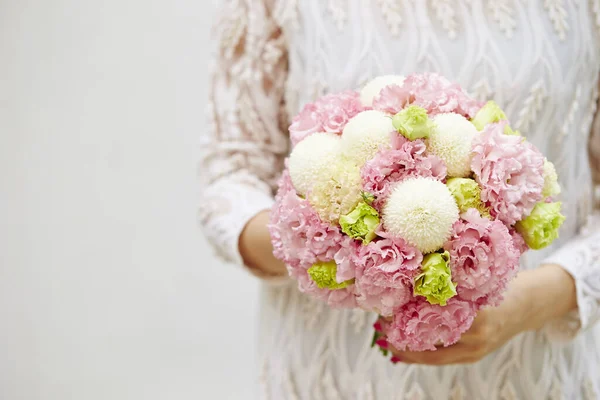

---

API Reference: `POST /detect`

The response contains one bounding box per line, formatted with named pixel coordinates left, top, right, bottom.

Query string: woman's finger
left=390, top=342, right=480, bottom=366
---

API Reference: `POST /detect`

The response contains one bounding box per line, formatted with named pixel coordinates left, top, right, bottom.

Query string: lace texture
left=200, top=0, right=600, bottom=398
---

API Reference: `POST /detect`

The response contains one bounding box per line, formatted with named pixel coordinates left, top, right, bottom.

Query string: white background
left=0, top=1, right=261, bottom=399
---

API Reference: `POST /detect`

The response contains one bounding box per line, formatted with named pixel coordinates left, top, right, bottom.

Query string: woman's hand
left=239, top=210, right=288, bottom=278
left=386, top=264, right=577, bottom=365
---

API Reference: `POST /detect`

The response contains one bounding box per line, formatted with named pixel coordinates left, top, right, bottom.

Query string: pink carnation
left=384, top=298, right=477, bottom=351
left=403, top=73, right=483, bottom=118
left=353, top=232, right=423, bottom=316
left=361, top=134, right=447, bottom=209
left=289, top=91, right=364, bottom=146
left=292, top=267, right=358, bottom=309
left=445, top=209, right=521, bottom=307
left=471, top=122, right=545, bottom=225
left=372, top=84, right=411, bottom=114
left=269, top=171, right=343, bottom=267
left=372, top=73, right=483, bottom=118
left=510, top=229, right=529, bottom=255
left=333, top=236, right=362, bottom=282
left=270, top=171, right=357, bottom=309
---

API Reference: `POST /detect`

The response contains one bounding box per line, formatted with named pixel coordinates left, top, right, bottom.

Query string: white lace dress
left=200, top=1, right=600, bottom=398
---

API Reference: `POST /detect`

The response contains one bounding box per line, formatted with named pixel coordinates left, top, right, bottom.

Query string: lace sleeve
left=542, top=221, right=600, bottom=341
left=590, top=80, right=600, bottom=186
left=199, top=0, right=289, bottom=266
left=542, top=84, right=600, bottom=341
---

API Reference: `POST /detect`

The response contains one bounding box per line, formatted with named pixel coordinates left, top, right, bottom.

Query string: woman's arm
left=240, top=210, right=286, bottom=277
left=199, top=0, right=289, bottom=279
left=538, top=78, right=600, bottom=339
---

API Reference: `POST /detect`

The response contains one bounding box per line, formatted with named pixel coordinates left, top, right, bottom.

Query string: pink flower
left=510, top=229, right=529, bottom=255
left=289, top=91, right=364, bottom=146
left=292, top=267, right=358, bottom=309
left=353, top=232, right=423, bottom=316
left=361, top=134, right=447, bottom=209
left=372, top=85, right=412, bottom=114
left=375, top=73, right=483, bottom=118
left=288, top=103, right=322, bottom=144
left=269, top=171, right=343, bottom=267
left=333, top=236, right=362, bottom=282
left=270, top=171, right=357, bottom=309
left=403, top=73, right=483, bottom=118
left=384, top=298, right=477, bottom=351
left=445, top=209, right=521, bottom=307
left=471, top=122, right=545, bottom=225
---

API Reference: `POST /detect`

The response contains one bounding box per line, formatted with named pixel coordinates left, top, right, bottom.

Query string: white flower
left=288, top=132, right=341, bottom=195
left=383, top=177, right=459, bottom=253
left=542, top=159, right=561, bottom=198
left=359, top=75, right=406, bottom=107
left=427, top=113, right=478, bottom=178
left=341, top=110, right=394, bottom=166
left=309, top=155, right=363, bottom=222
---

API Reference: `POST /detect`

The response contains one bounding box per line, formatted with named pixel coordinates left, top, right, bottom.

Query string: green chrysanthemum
left=339, top=201, right=380, bottom=244
left=471, top=100, right=521, bottom=135
left=392, top=105, right=435, bottom=140
left=308, top=261, right=354, bottom=290
left=446, top=177, right=490, bottom=218
left=471, top=100, right=508, bottom=130
left=542, top=159, right=561, bottom=198
left=414, top=251, right=457, bottom=306
left=516, top=202, right=566, bottom=250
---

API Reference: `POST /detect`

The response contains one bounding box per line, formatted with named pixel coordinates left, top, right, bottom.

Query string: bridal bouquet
left=268, top=73, right=565, bottom=353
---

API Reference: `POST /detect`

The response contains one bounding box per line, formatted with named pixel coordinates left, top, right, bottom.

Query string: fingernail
left=375, top=339, right=388, bottom=349
left=390, top=356, right=401, bottom=364
left=373, top=322, right=383, bottom=332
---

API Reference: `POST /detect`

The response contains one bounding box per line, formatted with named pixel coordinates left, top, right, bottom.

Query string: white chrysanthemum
left=309, top=155, right=363, bottom=222
left=288, top=132, right=342, bottom=195
left=341, top=110, right=394, bottom=166
left=360, top=75, right=406, bottom=107
left=383, top=177, right=459, bottom=253
left=427, top=113, right=478, bottom=178
left=542, top=159, right=561, bottom=198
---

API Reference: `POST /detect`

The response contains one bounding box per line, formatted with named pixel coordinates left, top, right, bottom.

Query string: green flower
left=516, top=202, right=566, bottom=250
left=339, top=201, right=380, bottom=244
left=392, top=105, right=434, bottom=140
left=542, top=159, right=561, bottom=198
left=471, top=100, right=521, bottom=136
left=361, top=191, right=375, bottom=205
left=446, top=178, right=490, bottom=218
left=503, top=125, right=521, bottom=136
left=471, top=101, right=507, bottom=130
left=414, top=251, right=457, bottom=306
left=308, top=261, right=354, bottom=290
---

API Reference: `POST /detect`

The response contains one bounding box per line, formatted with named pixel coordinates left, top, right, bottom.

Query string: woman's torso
left=258, top=1, right=600, bottom=398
